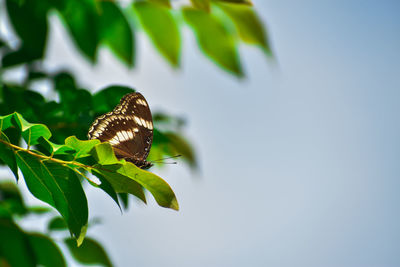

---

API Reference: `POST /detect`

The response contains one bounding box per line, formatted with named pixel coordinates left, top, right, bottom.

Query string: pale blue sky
left=6, top=1, right=400, bottom=266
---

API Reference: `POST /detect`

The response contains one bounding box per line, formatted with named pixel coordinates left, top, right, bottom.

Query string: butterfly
left=88, top=92, right=154, bottom=169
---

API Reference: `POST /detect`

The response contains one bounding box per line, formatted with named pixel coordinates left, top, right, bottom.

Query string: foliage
left=0, top=0, right=271, bottom=266
left=1, top=0, right=271, bottom=77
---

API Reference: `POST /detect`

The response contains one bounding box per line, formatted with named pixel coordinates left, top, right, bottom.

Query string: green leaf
left=213, top=0, right=252, bottom=4
left=5, top=0, right=48, bottom=64
left=164, top=132, right=197, bottom=168
left=27, top=233, right=66, bottom=267
left=90, top=143, right=121, bottom=165
left=65, top=136, right=100, bottom=159
left=0, top=181, right=26, bottom=217
left=91, top=170, right=121, bottom=210
left=92, top=168, right=146, bottom=204
left=65, top=237, right=113, bottom=267
left=57, top=0, right=99, bottom=61
left=92, top=86, right=134, bottom=114
left=48, top=216, right=68, bottom=231
left=217, top=2, right=271, bottom=54
left=96, top=162, right=178, bottom=210
left=13, top=112, right=52, bottom=146
left=148, top=0, right=171, bottom=8
left=133, top=2, right=180, bottom=66
left=183, top=8, right=243, bottom=76
left=118, top=193, right=129, bottom=209
left=0, top=132, right=19, bottom=181
left=15, top=152, right=88, bottom=244
left=38, top=136, right=75, bottom=155
left=98, top=1, right=134, bottom=66
left=190, top=0, right=210, bottom=11
left=0, top=113, right=15, bottom=131
left=0, top=219, right=36, bottom=267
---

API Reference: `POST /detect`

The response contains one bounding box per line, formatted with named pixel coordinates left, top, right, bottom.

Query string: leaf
left=65, top=237, right=113, bottom=267
left=65, top=136, right=100, bottom=159
left=190, top=0, right=210, bottom=11
left=213, top=0, right=252, bottom=4
left=91, top=171, right=121, bottom=210
left=96, top=162, right=179, bottom=210
left=0, top=219, right=36, bottom=267
left=217, top=2, right=271, bottom=54
left=92, top=86, right=134, bottom=114
left=133, top=2, right=181, bottom=66
left=164, top=132, right=197, bottom=168
left=0, top=132, right=19, bottom=181
left=13, top=112, right=52, bottom=146
left=92, top=167, right=146, bottom=204
left=27, top=233, right=66, bottom=267
left=98, top=1, right=134, bottom=66
left=148, top=0, right=171, bottom=8
left=48, top=216, right=68, bottom=231
left=0, top=181, right=26, bottom=217
left=38, top=136, right=75, bottom=155
left=90, top=142, right=121, bottom=165
left=57, top=0, right=99, bottom=61
left=182, top=8, right=243, bottom=76
left=15, top=152, right=88, bottom=244
left=5, top=0, right=48, bottom=64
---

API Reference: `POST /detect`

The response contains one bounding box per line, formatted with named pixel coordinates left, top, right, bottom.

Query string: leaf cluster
left=1, top=0, right=271, bottom=77
left=0, top=181, right=112, bottom=267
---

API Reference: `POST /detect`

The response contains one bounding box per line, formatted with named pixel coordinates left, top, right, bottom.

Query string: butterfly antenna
left=150, top=154, right=181, bottom=163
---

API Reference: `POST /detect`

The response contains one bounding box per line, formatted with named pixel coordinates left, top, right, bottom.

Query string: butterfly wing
left=88, top=92, right=153, bottom=163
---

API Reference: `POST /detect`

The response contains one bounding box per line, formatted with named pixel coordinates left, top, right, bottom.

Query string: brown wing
left=88, top=92, right=153, bottom=161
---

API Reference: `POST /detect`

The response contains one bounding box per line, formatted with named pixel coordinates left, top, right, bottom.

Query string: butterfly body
left=88, top=92, right=154, bottom=169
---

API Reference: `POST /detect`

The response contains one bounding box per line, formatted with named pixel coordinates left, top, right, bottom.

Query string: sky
left=3, top=1, right=400, bottom=267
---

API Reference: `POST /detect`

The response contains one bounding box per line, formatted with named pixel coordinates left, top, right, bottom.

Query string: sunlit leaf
left=148, top=0, right=171, bottom=8
left=98, top=1, right=134, bottom=66
left=65, top=136, right=100, bottom=159
left=27, top=233, right=66, bottom=267
left=38, top=136, right=75, bottom=155
left=65, top=237, right=113, bottom=267
left=213, top=0, right=252, bottom=5
left=183, top=8, right=243, bottom=76
left=190, top=0, right=210, bottom=11
left=217, top=2, right=271, bottom=54
left=13, top=112, right=52, bottom=146
left=133, top=2, right=180, bottom=66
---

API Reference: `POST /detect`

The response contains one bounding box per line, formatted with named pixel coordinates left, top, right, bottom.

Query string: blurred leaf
left=4, top=0, right=48, bottom=65
left=27, top=233, right=66, bottom=267
left=164, top=132, right=197, bottom=168
left=15, top=152, right=88, bottom=244
left=92, top=86, right=134, bottom=114
left=148, top=0, right=171, bottom=8
left=65, top=237, right=113, bottom=267
left=27, top=205, right=52, bottom=214
left=98, top=1, right=134, bottom=66
left=183, top=8, right=243, bottom=76
left=0, top=219, right=36, bottom=267
left=217, top=2, right=271, bottom=54
left=213, top=0, right=252, bottom=4
left=0, top=181, right=26, bottom=217
left=133, top=2, right=180, bottom=66
left=48, top=216, right=68, bottom=231
left=190, top=0, right=210, bottom=11
left=57, top=0, right=99, bottom=61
